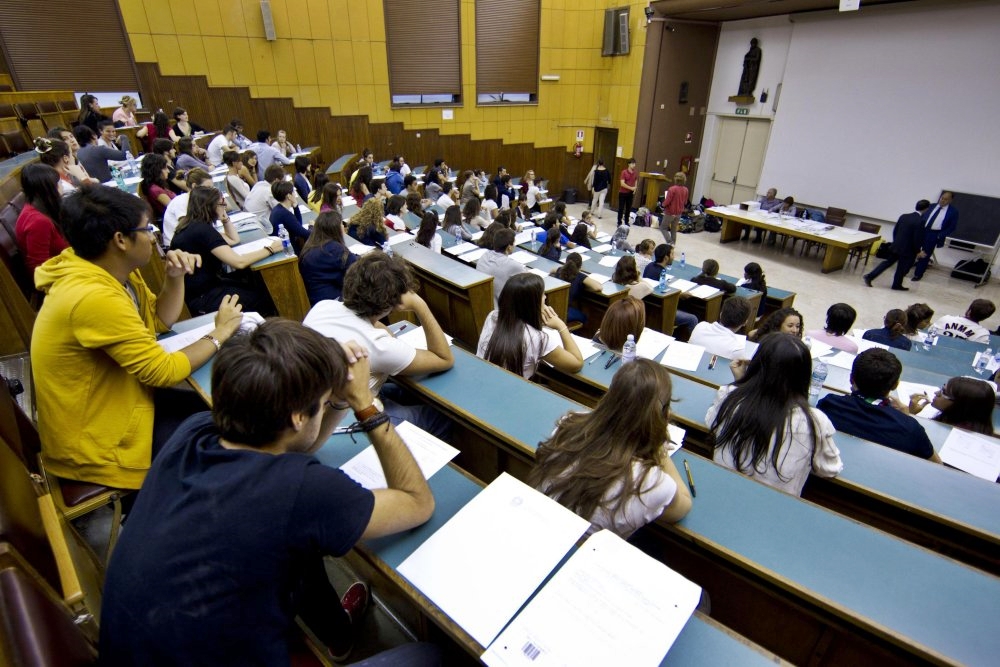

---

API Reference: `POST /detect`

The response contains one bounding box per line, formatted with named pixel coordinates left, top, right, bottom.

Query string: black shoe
left=912, top=275, right=922, bottom=282
left=863, top=275, right=873, bottom=287
left=891, top=285, right=910, bottom=291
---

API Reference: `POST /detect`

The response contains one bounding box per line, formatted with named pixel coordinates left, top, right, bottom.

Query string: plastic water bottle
left=658, top=269, right=668, bottom=293
left=622, top=334, right=637, bottom=364
left=809, top=358, right=828, bottom=397
left=296, top=143, right=302, bottom=154
left=383, top=241, right=393, bottom=257
left=111, top=165, right=126, bottom=190
left=993, top=348, right=1000, bottom=367
left=680, top=252, right=686, bottom=269
left=125, top=151, right=137, bottom=177
left=277, top=225, right=293, bottom=256
left=975, top=348, right=991, bottom=374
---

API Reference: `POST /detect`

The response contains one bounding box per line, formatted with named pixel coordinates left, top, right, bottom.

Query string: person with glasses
left=31, top=185, right=245, bottom=492
left=817, top=348, right=940, bottom=462
left=170, top=186, right=280, bottom=316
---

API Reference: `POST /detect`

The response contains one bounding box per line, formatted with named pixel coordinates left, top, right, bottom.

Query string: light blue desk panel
left=412, top=348, right=580, bottom=453
left=394, top=240, right=492, bottom=290
left=326, top=152, right=357, bottom=175
left=678, top=456, right=1000, bottom=666
left=314, top=433, right=780, bottom=665
left=237, top=226, right=295, bottom=271
left=934, top=334, right=989, bottom=352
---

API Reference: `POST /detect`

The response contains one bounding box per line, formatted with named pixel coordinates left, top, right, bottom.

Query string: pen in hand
left=683, top=459, right=697, bottom=497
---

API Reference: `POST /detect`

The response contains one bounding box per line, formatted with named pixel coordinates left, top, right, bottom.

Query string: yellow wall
left=118, top=0, right=648, bottom=153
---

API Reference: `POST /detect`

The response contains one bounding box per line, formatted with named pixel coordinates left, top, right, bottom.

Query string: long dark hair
left=904, top=303, right=934, bottom=335
left=175, top=186, right=221, bottom=234
left=320, top=182, right=342, bottom=212
left=710, top=334, right=820, bottom=481
left=539, top=226, right=561, bottom=257
left=152, top=111, right=171, bottom=137
left=139, top=153, right=168, bottom=200
left=753, top=307, right=803, bottom=341
left=478, top=221, right=505, bottom=249
left=484, top=273, right=545, bottom=376
left=934, top=377, right=996, bottom=435
left=530, top=359, right=673, bottom=523
left=21, top=164, right=62, bottom=221
left=415, top=211, right=438, bottom=247
left=309, top=173, right=329, bottom=205
left=301, top=211, right=349, bottom=263
left=442, top=204, right=462, bottom=232
left=744, top=262, right=766, bottom=292
left=611, top=256, right=639, bottom=285
left=570, top=224, right=591, bottom=248
left=555, top=253, right=582, bottom=282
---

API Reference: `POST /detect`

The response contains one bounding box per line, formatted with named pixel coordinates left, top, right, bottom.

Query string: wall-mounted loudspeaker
left=261, top=0, right=277, bottom=41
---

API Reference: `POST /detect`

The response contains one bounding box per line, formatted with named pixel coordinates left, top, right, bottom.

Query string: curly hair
left=351, top=197, right=388, bottom=240
left=342, top=252, right=418, bottom=319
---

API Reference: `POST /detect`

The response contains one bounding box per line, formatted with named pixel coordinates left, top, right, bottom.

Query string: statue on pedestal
left=738, top=38, right=762, bottom=96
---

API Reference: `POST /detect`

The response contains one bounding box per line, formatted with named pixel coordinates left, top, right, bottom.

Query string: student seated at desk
left=303, top=253, right=453, bottom=438
left=223, top=150, right=250, bottom=210
left=442, top=203, right=472, bottom=242
left=593, top=296, right=645, bottom=351
left=477, top=273, right=584, bottom=379
left=175, top=136, right=211, bottom=173
left=863, top=309, right=912, bottom=351
left=692, top=258, right=737, bottom=295
left=531, top=359, right=692, bottom=537
left=807, top=303, right=859, bottom=354
left=99, top=320, right=440, bottom=665
left=552, top=253, right=588, bottom=324
left=569, top=223, right=592, bottom=249
left=477, top=221, right=505, bottom=249
left=298, top=211, right=360, bottom=306
left=933, top=299, right=995, bottom=343
left=347, top=197, right=390, bottom=248
left=534, top=212, right=571, bottom=247
left=269, top=180, right=311, bottom=250
left=589, top=255, right=651, bottom=300
left=139, top=153, right=176, bottom=222
left=690, top=296, right=752, bottom=361
left=749, top=307, right=803, bottom=342
left=163, top=169, right=214, bottom=247
left=742, top=262, right=768, bottom=316
left=707, top=333, right=843, bottom=496
left=476, top=228, right=527, bottom=306
left=384, top=194, right=408, bottom=231
left=319, top=182, right=343, bottom=214
left=904, top=303, right=934, bottom=343
left=642, top=243, right=674, bottom=280
left=463, top=197, right=490, bottom=232
left=634, top=239, right=655, bottom=274
left=539, top=226, right=564, bottom=262
left=73, top=124, right=125, bottom=184
left=414, top=211, right=442, bottom=253
left=15, top=164, right=68, bottom=279
left=32, top=185, right=243, bottom=491
left=909, top=376, right=996, bottom=437
left=817, top=349, right=940, bottom=461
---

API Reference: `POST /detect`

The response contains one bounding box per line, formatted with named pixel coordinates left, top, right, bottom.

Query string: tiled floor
left=579, top=203, right=1000, bottom=338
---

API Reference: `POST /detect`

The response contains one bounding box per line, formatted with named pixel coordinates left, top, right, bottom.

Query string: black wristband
left=359, top=411, right=391, bottom=432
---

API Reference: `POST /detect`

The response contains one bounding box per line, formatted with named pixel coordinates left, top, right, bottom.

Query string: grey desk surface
left=394, top=240, right=492, bottom=289
left=326, top=153, right=357, bottom=174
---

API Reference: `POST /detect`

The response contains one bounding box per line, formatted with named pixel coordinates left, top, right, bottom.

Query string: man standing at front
left=99, top=320, right=438, bottom=664
left=912, top=190, right=959, bottom=281
left=617, top=158, right=638, bottom=227
left=864, top=199, right=930, bottom=291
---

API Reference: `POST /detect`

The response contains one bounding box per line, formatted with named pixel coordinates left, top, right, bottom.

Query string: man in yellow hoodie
left=32, top=185, right=244, bottom=490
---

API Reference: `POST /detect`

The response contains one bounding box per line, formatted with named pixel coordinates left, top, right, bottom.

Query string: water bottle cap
left=626, top=334, right=634, bottom=341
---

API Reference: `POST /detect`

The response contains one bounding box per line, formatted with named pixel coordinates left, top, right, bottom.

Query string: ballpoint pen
left=683, top=459, right=697, bottom=497
left=604, top=354, right=619, bottom=370
left=708, top=354, right=719, bottom=370
left=588, top=349, right=607, bottom=365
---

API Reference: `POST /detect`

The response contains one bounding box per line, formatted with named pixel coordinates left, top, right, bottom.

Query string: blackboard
left=949, top=191, right=1000, bottom=248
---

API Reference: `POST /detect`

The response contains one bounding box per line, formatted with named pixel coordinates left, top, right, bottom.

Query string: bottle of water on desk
left=975, top=348, right=991, bottom=374
left=383, top=241, right=393, bottom=257
left=923, top=326, right=938, bottom=351
left=658, top=269, right=668, bottom=293
left=277, top=225, right=293, bottom=256
left=125, top=151, right=137, bottom=177
left=622, top=334, right=636, bottom=365
left=809, top=358, right=828, bottom=397
left=680, top=252, right=686, bottom=269
left=111, top=165, right=126, bottom=191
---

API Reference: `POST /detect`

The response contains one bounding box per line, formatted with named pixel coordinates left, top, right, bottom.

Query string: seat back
left=0, top=559, right=97, bottom=666
left=35, top=101, right=59, bottom=115
left=0, top=103, right=17, bottom=120
left=2, top=128, right=32, bottom=155
left=858, top=221, right=881, bottom=235
left=0, top=201, right=38, bottom=303
left=825, top=206, right=847, bottom=226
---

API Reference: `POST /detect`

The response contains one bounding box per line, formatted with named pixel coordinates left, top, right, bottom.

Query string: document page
left=387, top=232, right=414, bottom=246
left=688, top=284, right=722, bottom=300
left=894, top=381, right=941, bottom=418
left=396, top=325, right=454, bottom=350
left=598, top=255, right=621, bottom=268
left=543, top=328, right=599, bottom=364
left=445, top=241, right=479, bottom=256
left=461, top=247, right=489, bottom=262
left=510, top=250, right=541, bottom=264
left=158, top=313, right=264, bottom=353
left=635, top=327, right=674, bottom=360
left=397, top=473, right=590, bottom=647
left=339, top=421, right=459, bottom=489
left=659, top=341, right=705, bottom=371
left=482, top=530, right=701, bottom=667
left=939, top=429, right=1000, bottom=482
left=826, top=350, right=856, bottom=370
left=233, top=237, right=280, bottom=255
left=667, top=278, right=697, bottom=293
left=667, top=424, right=685, bottom=456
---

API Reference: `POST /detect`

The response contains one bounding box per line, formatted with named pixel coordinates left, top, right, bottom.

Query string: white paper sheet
left=387, top=232, right=413, bottom=246
left=642, top=277, right=660, bottom=290
left=666, top=424, right=685, bottom=456
left=461, top=247, right=489, bottom=263
left=297, top=204, right=311, bottom=214
left=939, top=429, right=1000, bottom=482
left=805, top=338, right=833, bottom=359
left=397, top=325, right=454, bottom=351
left=595, top=232, right=612, bottom=242
left=743, top=340, right=759, bottom=359
left=158, top=313, right=265, bottom=353
left=853, top=336, right=889, bottom=353
left=826, top=350, right=856, bottom=370
left=892, top=380, right=941, bottom=418
left=510, top=250, right=540, bottom=265
left=398, top=473, right=590, bottom=647
left=635, top=327, right=674, bottom=361
left=233, top=236, right=280, bottom=255
left=659, top=341, right=705, bottom=371
left=471, top=230, right=486, bottom=241
left=543, top=328, right=599, bottom=362
left=529, top=268, right=550, bottom=278
left=587, top=272, right=612, bottom=284
left=229, top=211, right=257, bottom=224
left=668, top=278, right=698, bottom=293
left=482, top=530, right=701, bottom=667
left=688, top=285, right=722, bottom=300
left=598, top=255, right=621, bottom=268
left=514, top=231, right=535, bottom=245
left=338, top=421, right=459, bottom=489
left=591, top=243, right=613, bottom=253
left=445, top=241, right=479, bottom=255
left=348, top=243, right=376, bottom=255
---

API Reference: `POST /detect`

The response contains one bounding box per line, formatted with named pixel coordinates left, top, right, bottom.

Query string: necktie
left=926, top=207, right=941, bottom=230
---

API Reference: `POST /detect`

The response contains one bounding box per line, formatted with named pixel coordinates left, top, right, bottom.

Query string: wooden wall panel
left=135, top=64, right=592, bottom=198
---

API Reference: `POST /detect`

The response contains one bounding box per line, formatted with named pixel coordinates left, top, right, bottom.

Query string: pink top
left=664, top=184, right=689, bottom=215
left=619, top=168, right=637, bottom=193
left=806, top=329, right=859, bottom=354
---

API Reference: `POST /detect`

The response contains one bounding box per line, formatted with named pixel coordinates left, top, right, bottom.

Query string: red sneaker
left=341, top=581, right=369, bottom=627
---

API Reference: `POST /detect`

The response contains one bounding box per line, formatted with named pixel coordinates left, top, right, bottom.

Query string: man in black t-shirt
left=99, top=320, right=438, bottom=665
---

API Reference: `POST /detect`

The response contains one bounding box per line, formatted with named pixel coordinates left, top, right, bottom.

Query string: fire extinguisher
left=573, top=142, right=583, bottom=158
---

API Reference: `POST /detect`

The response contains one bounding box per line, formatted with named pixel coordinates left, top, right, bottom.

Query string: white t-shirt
left=385, top=214, right=407, bottom=231
left=436, top=193, right=455, bottom=208
left=206, top=135, right=231, bottom=167
left=162, top=192, right=191, bottom=247
left=690, top=321, right=747, bottom=361
left=526, top=183, right=541, bottom=208
left=303, top=300, right=417, bottom=394
left=244, top=180, right=278, bottom=218
left=932, top=315, right=991, bottom=343
left=476, top=309, right=558, bottom=379
left=226, top=174, right=250, bottom=210
left=481, top=198, right=499, bottom=221
left=706, top=385, right=842, bottom=497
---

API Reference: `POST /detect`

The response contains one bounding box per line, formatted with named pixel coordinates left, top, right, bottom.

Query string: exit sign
left=735, top=107, right=749, bottom=115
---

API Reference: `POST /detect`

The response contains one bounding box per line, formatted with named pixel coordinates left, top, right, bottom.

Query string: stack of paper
left=398, top=473, right=590, bottom=647
left=339, top=421, right=459, bottom=489
left=387, top=233, right=413, bottom=246
left=482, top=530, right=701, bottom=666
left=659, top=341, right=705, bottom=371
left=805, top=338, right=833, bottom=359
left=509, top=250, right=540, bottom=265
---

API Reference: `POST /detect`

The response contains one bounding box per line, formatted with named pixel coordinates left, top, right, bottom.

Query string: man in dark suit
left=864, top=199, right=931, bottom=291
left=912, top=191, right=959, bottom=281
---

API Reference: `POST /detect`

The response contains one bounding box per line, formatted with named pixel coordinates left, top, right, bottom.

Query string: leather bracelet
left=266, top=246, right=275, bottom=255
left=353, top=404, right=380, bottom=422
left=359, top=411, right=391, bottom=432
left=201, top=334, right=221, bottom=351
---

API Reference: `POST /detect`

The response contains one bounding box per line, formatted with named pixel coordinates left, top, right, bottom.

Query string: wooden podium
left=639, top=172, right=669, bottom=209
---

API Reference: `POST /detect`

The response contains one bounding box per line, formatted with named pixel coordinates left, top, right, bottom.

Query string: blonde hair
left=673, top=171, right=687, bottom=184
left=119, top=95, right=136, bottom=107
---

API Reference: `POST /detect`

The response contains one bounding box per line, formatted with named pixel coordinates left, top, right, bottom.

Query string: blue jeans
left=381, top=383, right=452, bottom=441
left=674, top=309, right=698, bottom=336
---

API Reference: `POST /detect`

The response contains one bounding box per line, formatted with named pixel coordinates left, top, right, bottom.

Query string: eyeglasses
left=128, top=224, right=156, bottom=234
